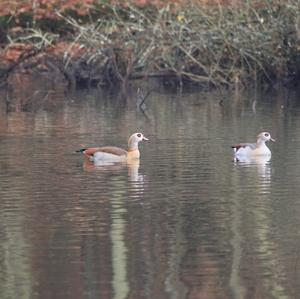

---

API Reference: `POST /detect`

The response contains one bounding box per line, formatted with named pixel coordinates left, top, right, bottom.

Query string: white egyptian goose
left=77, top=132, right=148, bottom=162
left=232, top=132, right=275, bottom=157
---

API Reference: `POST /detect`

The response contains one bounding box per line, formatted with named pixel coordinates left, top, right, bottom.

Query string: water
left=1, top=87, right=300, bottom=299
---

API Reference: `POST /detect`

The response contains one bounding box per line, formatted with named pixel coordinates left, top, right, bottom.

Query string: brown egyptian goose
left=77, top=132, right=148, bottom=162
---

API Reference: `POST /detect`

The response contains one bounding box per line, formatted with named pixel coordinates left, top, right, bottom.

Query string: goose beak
left=270, top=138, right=275, bottom=142
left=143, top=136, right=149, bottom=141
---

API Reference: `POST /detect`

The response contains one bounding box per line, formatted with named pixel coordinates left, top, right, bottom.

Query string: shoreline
left=0, top=1, right=299, bottom=101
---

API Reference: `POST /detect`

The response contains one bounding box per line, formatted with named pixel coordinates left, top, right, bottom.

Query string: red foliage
left=0, top=0, right=94, bottom=19
left=113, top=0, right=242, bottom=8
left=45, top=41, right=86, bottom=58
left=0, top=0, right=244, bottom=20
left=0, top=44, right=34, bottom=64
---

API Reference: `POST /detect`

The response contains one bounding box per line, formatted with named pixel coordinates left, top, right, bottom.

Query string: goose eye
left=137, top=133, right=142, bottom=138
left=264, top=133, right=269, bottom=137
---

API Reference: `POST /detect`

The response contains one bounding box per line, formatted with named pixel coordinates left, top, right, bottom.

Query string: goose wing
left=232, top=143, right=256, bottom=150
left=95, top=146, right=127, bottom=156
left=77, top=146, right=127, bottom=158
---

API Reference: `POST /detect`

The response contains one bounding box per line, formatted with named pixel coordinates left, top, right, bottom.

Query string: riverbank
left=0, top=0, right=299, bottom=97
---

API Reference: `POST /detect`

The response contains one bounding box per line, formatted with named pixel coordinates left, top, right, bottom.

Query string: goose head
left=257, top=132, right=275, bottom=143
left=128, top=133, right=148, bottom=150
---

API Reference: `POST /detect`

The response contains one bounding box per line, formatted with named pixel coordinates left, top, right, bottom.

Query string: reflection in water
left=83, top=160, right=144, bottom=186
left=234, top=155, right=272, bottom=183
left=1, top=212, right=32, bottom=299
left=230, top=156, right=273, bottom=299
left=231, top=155, right=290, bottom=298
left=82, top=159, right=145, bottom=299
left=229, top=196, right=246, bottom=299
left=164, top=218, right=188, bottom=299
left=110, top=186, right=129, bottom=299
left=1, top=88, right=300, bottom=298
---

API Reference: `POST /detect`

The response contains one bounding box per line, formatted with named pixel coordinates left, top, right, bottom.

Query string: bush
left=1, top=0, right=300, bottom=89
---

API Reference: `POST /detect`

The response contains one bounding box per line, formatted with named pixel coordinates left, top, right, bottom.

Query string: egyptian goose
left=77, top=132, right=148, bottom=162
left=232, top=132, right=275, bottom=157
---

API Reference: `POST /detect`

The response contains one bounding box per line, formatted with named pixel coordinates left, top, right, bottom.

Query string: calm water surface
left=1, top=88, right=300, bottom=299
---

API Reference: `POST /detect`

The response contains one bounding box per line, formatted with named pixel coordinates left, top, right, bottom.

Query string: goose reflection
left=230, top=155, right=272, bottom=298
left=127, top=160, right=145, bottom=183
left=82, top=159, right=145, bottom=299
left=83, top=159, right=145, bottom=185
left=233, top=155, right=271, bottom=182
